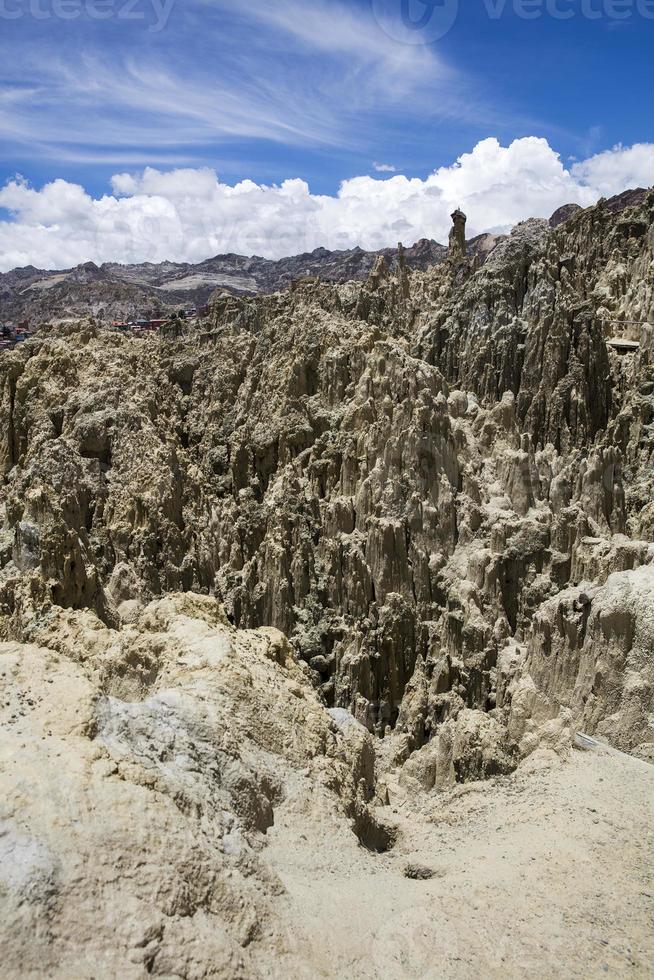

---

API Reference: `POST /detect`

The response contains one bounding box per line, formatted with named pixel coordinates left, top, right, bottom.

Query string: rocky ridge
left=0, top=238, right=460, bottom=326
left=0, top=189, right=653, bottom=976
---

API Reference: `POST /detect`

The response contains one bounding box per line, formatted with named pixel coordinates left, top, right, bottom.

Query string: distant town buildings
left=110, top=306, right=210, bottom=337
left=0, top=320, right=34, bottom=352
left=0, top=306, right=213, bottom=355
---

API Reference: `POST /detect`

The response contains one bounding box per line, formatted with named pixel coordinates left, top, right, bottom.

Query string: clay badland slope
left=0, top=191, right=653, bottom=977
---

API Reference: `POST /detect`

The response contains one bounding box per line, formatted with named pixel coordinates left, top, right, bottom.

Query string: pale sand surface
left=268, top=746, right=654, bottom=979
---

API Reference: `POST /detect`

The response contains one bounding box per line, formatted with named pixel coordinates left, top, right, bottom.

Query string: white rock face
left=504, top=565, right=654, bottom=756
left=0, top=594, right=377, bottom=978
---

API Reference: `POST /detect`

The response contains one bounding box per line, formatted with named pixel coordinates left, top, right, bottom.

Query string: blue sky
left=1, top=0, right=652, bottom=192
left=0, top=0, right=653, bottom=268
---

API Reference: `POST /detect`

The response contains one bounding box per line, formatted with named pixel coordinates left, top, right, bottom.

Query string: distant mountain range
left=0, top=233, right=501, bottom=326
left=2, top=189, right=646, bottom=327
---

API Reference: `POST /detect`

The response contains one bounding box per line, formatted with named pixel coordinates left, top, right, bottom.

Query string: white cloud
left=373, top=163, right=397, bottom=173
left=571, top=143, right=654, bottom=197
left=0, top=137, right=652, bottom=272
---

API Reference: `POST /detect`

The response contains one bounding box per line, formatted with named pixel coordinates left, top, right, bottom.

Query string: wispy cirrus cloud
left=198, top=0, right=450, bottom=99
left=0, top=0, right=464, bottom=167
left=0, top=52, right=342, bottom=150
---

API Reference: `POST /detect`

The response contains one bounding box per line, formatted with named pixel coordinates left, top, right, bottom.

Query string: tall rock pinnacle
left=449, top=208, right=467, bottom=258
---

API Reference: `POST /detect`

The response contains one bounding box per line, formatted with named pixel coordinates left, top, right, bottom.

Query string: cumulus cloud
left=373, top=163, right=397, bottom=173
left=0, top=137, right=653, bottom=272
left=571, top=143, right=654, bottom=197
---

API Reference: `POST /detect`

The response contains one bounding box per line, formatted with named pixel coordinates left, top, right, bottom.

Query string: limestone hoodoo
left=448, top=207, right=467, bottom=257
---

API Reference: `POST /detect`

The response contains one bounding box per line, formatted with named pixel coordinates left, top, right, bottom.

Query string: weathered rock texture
left=1, top=189, right=654, bottom=977
left=1, top=593, right=380, bottom=978
left=2, top=190, right=653, bottom=754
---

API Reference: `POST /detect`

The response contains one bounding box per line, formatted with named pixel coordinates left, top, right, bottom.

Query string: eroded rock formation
left=1, top=189, right=654, bottom=977
left=0, top=593, right=381, bottom=976
left=448, top=208, right=467, bottom=258
left=2, top=192, right=653, bottom=751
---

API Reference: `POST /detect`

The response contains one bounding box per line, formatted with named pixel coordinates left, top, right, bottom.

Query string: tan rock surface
left=268, top=746, right=654, bottom=979
left=2, top=596, right=652, bottom=979
left=0, top=594, right=378, bottom=978
left=1, top=192, right=654, bottom=977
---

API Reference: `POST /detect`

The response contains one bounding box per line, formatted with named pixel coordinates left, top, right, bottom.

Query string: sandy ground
left=266, top=744, right=654, bottom=979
